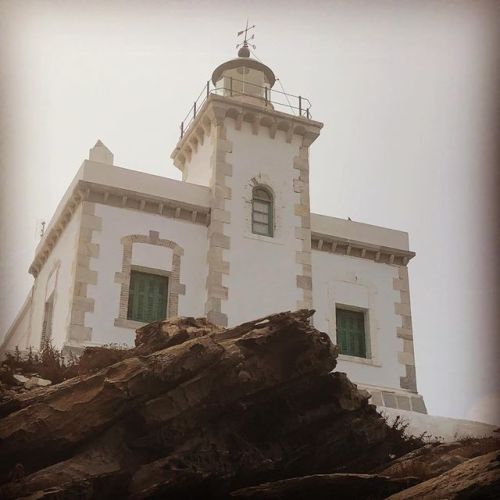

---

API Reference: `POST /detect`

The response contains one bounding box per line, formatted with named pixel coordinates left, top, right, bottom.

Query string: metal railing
left=179, top=77, right=312, bottom=139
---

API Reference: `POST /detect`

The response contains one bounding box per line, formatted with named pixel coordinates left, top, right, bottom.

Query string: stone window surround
left=326, top=278, right=381, bottom=368
left=113, top=231, right=186, bottom=330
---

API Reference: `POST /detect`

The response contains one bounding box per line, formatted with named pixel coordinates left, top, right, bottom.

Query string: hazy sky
left=1, top=0, right=499, bottom=425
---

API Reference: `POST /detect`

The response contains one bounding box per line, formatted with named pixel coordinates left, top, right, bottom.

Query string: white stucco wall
left=1, top=291, right=33, bottom=353
left=312, top=250, right=405, bottom=390
left=28, top=205, right=82, bottom=350
left=86, top=204, right=208, bottom=346
left=132, top=243, right=173, bottom=270
left=223, top=121, right=303, bottom=325
left=182, top=135, right=213, bottom=187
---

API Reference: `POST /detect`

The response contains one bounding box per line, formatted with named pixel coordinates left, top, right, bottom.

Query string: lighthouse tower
left=171, top=40, right=323, bottom=326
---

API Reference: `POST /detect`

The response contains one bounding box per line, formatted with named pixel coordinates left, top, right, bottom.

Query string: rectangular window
left=127, top=270, right=168, bottom=323
left=252, top=187, right=273, bottom=237
left=40, top=295, right=54, bottom=348
left=335, top=307, right=367, bottom=358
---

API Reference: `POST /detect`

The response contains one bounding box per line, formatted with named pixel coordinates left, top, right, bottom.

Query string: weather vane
left=236, top=19, right=256, bottom=50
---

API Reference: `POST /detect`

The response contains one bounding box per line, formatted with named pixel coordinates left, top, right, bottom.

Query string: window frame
left=114, top=233, right=186, bottom=330
left=335, top=306, right=369, bottom=359
left=40, top=292, right=55, bottom=349
left=251, top=186, right=274, bottom=237
left=127, top=268, right=170, bottom=324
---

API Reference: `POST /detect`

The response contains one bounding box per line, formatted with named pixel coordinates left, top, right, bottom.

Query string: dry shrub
left=2, top=340, right=80, bottom=384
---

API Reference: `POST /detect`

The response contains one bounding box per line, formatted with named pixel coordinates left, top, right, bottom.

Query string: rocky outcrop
left=378, top=436, right=500, bottom=481
left=230, top=473, right=420, bottom=499
left=0, top=310, right=422, bottom=499
left=386, top=450, right=500, bottom=499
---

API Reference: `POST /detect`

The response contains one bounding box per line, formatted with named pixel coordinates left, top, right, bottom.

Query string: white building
left=1, top=43, right=427, bottom=414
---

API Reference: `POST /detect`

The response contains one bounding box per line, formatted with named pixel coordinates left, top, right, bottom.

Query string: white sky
left=1, top=0, right=499, bottom=425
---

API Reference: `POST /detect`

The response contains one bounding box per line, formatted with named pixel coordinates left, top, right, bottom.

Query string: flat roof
left=80, top=161, right=211, bottom=208
left=311, top=213, right=410, bottom=252
left=35, top=161, right=211, bottom=256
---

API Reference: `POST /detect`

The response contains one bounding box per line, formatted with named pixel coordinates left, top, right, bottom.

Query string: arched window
left=252, top=186, right=273, bottom=237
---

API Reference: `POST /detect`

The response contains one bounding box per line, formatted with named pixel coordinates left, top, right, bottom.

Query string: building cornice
left=311, top=231, right=415, bottom=266
left=171, top=94, right=323, bottom=172
left=29, top=180, right=210, bottom=278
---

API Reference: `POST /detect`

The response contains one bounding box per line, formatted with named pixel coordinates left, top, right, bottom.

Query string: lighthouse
left=171, top=37, right=323, bottom=327
left=3, top=32, right=426, bottom=416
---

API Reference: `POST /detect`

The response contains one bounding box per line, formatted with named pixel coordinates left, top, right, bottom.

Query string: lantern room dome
left=211, top=47, right=276, bottom=88
left=210, top=46, right=276, bottom=109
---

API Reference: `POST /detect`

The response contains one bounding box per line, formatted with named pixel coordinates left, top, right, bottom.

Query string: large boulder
left=377, top=436, right=500, bottom=481
left=386, top=450, right=500, bottom=499
left=0, top=310, right=422, bottom=499
left=230, top=473, right=420, bottom=499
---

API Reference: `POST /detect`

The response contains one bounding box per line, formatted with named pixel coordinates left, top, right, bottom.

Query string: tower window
left=335, top=307, right=367, bottom=358
left=127, top=270, right=169, bottom=323
left=40, top=294, right=54, bottom=349
left=252, top=186, right=273, bottom=237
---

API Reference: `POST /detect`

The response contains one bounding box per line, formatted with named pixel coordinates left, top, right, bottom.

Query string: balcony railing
left=179, top=77, right=312, bottom=139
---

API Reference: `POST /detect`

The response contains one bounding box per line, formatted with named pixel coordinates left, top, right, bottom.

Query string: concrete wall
left=223, top=122, right=303, bottom=325
left=85, top=203, right=208, bottom=346
left=28, top=205, right=82, bottom=350
left=312, top=249, right=404, bottom=390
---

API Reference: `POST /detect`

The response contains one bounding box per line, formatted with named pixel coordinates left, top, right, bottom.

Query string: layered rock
left=0, top=310, right=422, bottom=499
left=230, top=473, right=420, bottom=499
left=386, top=449, right=500, bottom=499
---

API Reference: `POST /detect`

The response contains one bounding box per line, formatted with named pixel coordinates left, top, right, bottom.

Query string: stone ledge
left=114, top=318, right=146, bottom=330
left=337, top=354, right=382, bottom=367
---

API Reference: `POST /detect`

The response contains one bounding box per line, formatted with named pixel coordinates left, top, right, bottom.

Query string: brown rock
left=378, top=437, right=500, bottom=481
left=0, top=310, right=422, bottom=499
left=77, top=316, right=221, bottom=376
left=386, top=450, right=500, bottom=499
left=230, top=473, right=420, bottom=499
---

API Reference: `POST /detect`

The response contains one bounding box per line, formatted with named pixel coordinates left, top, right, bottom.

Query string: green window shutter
left=335, top=308, right=367, bottom=358
left=128, top=271, right=168, bottom=323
